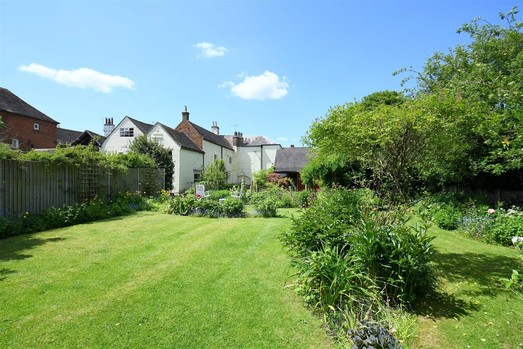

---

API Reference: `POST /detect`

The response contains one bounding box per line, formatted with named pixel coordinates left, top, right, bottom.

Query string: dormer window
left=33, top=123, right=40, bottom=131
left=120, top=127, right=134, bottom=137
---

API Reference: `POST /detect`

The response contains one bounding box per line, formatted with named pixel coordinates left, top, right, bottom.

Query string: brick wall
left=175, top=119, right=203, bottom=150
left=0, top=111, right=58, bottom=150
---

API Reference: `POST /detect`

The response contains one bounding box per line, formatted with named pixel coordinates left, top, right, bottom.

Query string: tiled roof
left=74, top=130, right=106, bottom=146
left=127, top=116, right=153, bottom=134
left=274, top=147, right=311, bottom=173
left=190, top=121, right=234, bottom=150
left=161, top=124, right=203, bottom=153
left=57, top=128, right=82, bottom=144
left=57, top=128, right=106, bottom=146
left=0, top=87, right=59, bottom=124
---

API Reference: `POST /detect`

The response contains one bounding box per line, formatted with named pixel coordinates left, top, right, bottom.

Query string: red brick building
left=0, top=87, right=59, bottom=151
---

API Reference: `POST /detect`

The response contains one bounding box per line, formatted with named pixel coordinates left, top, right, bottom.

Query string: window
left=229, top=156, right=232, bottom=164
left=33, top=123, right=40, bottom=131
left=214, top=154, right=218, bottom=161
left=11, top=138, right=19, bottom=149
left=194, top=173, right=201, bottom=182
left=120, top=127, right=134, bottom=137
left=152, top=133, right=163, bottom=145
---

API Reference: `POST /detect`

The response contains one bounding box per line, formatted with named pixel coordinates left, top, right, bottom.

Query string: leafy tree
left=404, top=7, right=523, bottom=179
left=305, top=98, right=429, bottom=201
left=300, top=152, right=354, bottom=188
left=253, top=168, right=269, bottom=190
left=129, top=135, right=174, bottom=190
left=201, top=159, right=227, bottom=190
left=360, top=90, right=407, bottom=110
left=306, top=8, right=523, bottom=200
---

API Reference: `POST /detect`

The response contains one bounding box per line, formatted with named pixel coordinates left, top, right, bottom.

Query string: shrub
left=283, top=187, right=436, bottom=306
left=167, top=195, right=196, bottom=216
left=295, top=189, right=314, bottom=208
left=432, top=204, right=462, bottom=230
left=414, top=192, right=487, bottom=220
left=192, top=198, right=222, bottom=217
left=208, top=190, right=231, bottom=200
left=489, top=212, right=523, bottom=246
left=167, top=195, right=244, bottom=218
left=250, top=191, right=279, bottom=217
left=221, top=198, right=244, bottom=217
left=458, top=208, right=494, bottom=241
left=281, top=188, right=371, bottom=256
left=0, top=194, right=150, bottom=239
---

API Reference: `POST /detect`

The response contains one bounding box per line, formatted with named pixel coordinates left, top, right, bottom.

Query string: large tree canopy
left=304, top=8, right=523, bottom=200
left=415, top=7, right=523, bottom=177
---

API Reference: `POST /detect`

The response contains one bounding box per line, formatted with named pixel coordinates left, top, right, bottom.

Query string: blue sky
left=0, top=0, right=518, bottom=147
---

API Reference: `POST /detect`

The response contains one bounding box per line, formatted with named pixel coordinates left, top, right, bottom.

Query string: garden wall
left=0, top=159, right=164, bottom=218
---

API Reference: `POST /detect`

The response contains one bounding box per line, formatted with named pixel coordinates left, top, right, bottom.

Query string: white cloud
left=19, top=63, right=135, bottom=93
left=195, top=42, right=228, bottom=58
left=221, top=71, right=289, bottom=100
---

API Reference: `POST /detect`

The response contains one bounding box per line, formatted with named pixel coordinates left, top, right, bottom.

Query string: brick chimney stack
left=233, top=131, right=244, bottom=146
left=182, top=105, right=190, bottom=121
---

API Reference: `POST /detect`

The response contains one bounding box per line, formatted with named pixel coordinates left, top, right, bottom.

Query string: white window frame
left=33, top=123, right=40, bottom=131
left=120, top=127, right=134, bottom=137
left=11, top=138, right=19, bottom=149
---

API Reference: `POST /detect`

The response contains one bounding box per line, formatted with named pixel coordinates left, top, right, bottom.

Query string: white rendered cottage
left=101, top=108, right=282, bottom=193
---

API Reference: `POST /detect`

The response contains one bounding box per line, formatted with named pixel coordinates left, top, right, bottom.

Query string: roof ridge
left=158, top=122, right=203, bottom=153
left=0, top=87, right=59, bottom=124
left=188, top=121, right=233, bottom=150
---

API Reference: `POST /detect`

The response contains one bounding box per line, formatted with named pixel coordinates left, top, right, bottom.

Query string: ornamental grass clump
left=282, top=187, right=436, bottom=345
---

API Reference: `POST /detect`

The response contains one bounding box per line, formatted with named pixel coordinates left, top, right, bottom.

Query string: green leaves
left=129, top=135, right=174, bottom=190
left=201, top=159, right=227, bottom=190
left=305, top=8, right=523, bottom=198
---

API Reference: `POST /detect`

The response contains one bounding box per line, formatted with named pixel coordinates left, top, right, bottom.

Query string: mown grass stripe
left=0, top=212, right=332, bottom=349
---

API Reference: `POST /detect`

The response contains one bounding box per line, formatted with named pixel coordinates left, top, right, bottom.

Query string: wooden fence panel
left=0, top=159, right=164, bottom=218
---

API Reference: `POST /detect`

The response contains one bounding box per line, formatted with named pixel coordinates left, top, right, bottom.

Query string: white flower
left=487, top=208, right=496, bottom=214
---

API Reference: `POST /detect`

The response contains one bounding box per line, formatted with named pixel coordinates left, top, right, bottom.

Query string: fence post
left=108, top=169, right=111, bottom=201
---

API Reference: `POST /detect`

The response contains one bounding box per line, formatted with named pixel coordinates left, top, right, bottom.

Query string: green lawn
left=409, top=224, right=523, bottom=348
left=0, top=212, right=333, bottom=349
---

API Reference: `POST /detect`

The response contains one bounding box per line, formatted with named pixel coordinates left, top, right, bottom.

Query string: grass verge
left=409, top=224, right=523, bottom=348
left=0, top=212, right=333, bottom=349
